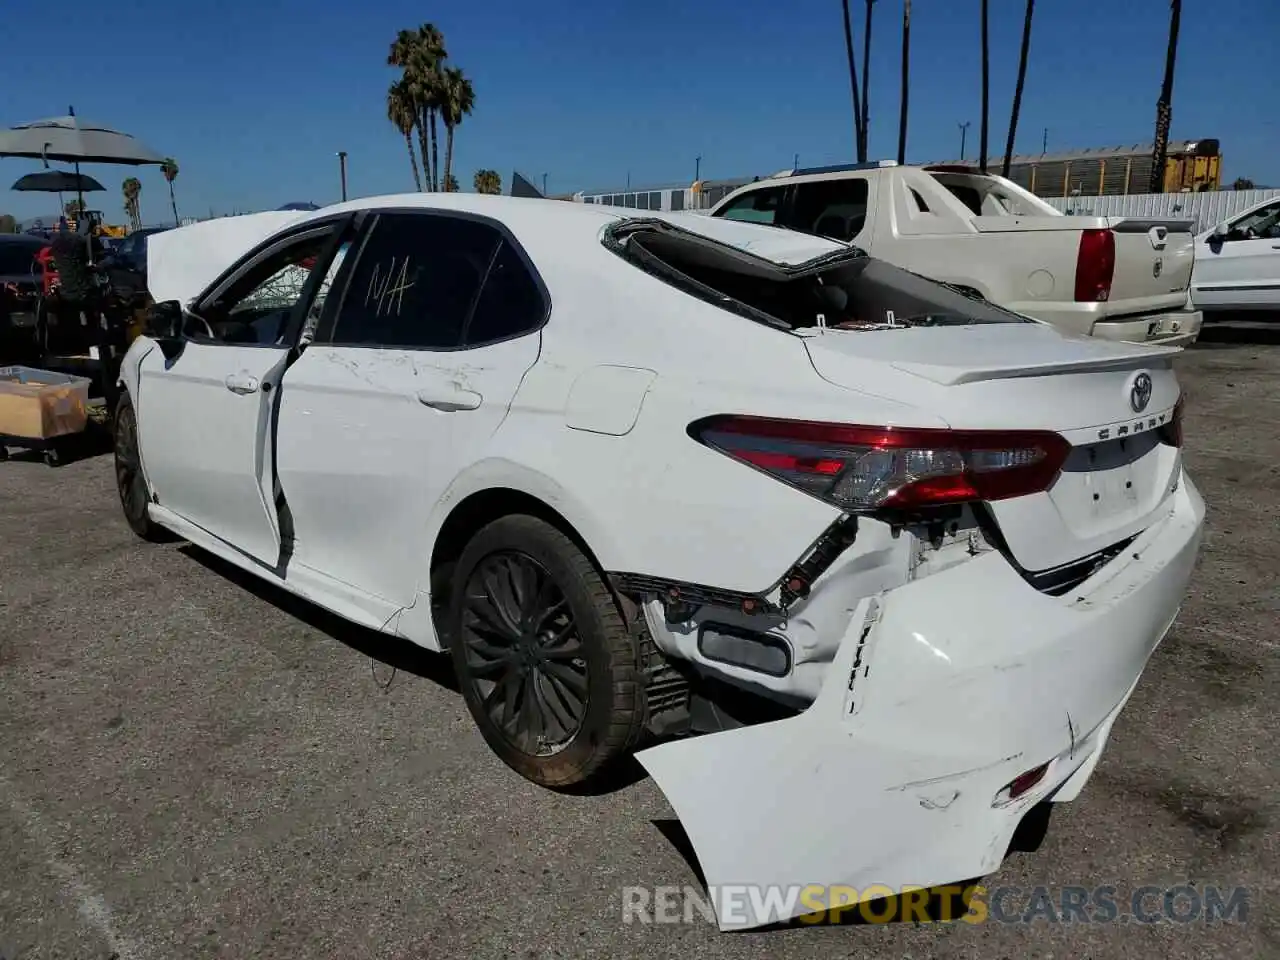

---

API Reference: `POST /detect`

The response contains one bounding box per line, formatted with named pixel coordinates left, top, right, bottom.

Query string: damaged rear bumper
left=636, top=474, right=1204, bottom=931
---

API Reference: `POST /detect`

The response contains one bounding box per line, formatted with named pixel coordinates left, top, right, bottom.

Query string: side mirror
left=145, top=299, right=183, bottom=338
left=1211, top=222, right=1230, bottom=240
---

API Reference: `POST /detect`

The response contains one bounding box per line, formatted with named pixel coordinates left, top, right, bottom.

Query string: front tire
left=448, top=515, right=645, bottom=788
left=113, top=392, right=169, bottom=541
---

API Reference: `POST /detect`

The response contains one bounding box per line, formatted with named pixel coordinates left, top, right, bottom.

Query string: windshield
left=606, top=220, right=1030, bottom=331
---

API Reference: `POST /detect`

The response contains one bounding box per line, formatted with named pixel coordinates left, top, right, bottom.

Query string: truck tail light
left=690, top=415, right=1071, bottom=512
left=1074, top=228, right=1115, bottom=302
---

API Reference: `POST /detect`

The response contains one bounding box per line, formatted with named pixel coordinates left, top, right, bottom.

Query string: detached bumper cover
left=637, top=475, right=1204, bottom=930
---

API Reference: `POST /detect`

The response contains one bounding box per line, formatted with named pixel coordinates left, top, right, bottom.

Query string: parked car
left=709, top=161, right=1203, bottom=346
left=117, top=194, right=1203, bottom=930
left=101, top=226, right=171, bottom=296
left=1191, top=194, right=1280, bottom=313
left=0, top=234, right=47, bottom=347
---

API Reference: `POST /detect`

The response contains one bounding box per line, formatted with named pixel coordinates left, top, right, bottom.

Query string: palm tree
left=122, top=178, right=142, bottom=231
left=160, top=157, right=180, bottom=225
left=444, top=174, right=460, bottom=193
left=1149, top=0, right=1182, bottom=193
left=841, top=0, right=863, bottom=161
left=978, top=0, right=989, bottom=173
left=1002, top=0, right=1035, bottom=177
left=387, top=24, right=447, bottom=190
left=440, top=66, right=475, bottom=193
left=387, top=79, right=423, bottom=191
left=896, top=0, right=910, bottom=164
left=860, top=0, right=875, bottom=161
left=473, top=169, right=501, bottom=194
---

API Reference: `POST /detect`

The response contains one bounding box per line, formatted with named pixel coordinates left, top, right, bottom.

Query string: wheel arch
left=402, top=461, right=626, bottom=651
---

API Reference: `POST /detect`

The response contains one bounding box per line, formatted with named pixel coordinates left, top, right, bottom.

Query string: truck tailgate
left=1107, top=218, right=1195, bottom=304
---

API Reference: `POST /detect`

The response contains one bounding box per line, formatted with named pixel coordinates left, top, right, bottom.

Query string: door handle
left=416, top=386, right=482, bottom=411
left=224, top=372, right=260, bottom=394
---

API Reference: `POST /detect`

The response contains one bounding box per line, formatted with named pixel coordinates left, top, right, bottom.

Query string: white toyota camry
left=117, top=193, right=1204, bottom=929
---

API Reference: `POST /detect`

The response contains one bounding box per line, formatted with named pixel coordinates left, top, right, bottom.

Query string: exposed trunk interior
left=606, top=220, right=1032, bottom=332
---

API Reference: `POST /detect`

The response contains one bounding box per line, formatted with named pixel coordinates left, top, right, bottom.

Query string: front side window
left=326, top=213, right=500, bottom=349
left=1228, top=202, right=1280, bottom=241
left=194, top=230, right=335, bottom=344
left=716, top=186, right=785, bottom=225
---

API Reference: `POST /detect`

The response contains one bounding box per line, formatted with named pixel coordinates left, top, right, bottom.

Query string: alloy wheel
left=459, top=551, right=590, bottom=757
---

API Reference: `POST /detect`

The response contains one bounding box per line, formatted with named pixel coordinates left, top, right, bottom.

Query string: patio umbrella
left=0, top=113, right=164, bottom=166
left=11, top=170, right=106, bottom=193
left=0, top=108, right=164, bottom=217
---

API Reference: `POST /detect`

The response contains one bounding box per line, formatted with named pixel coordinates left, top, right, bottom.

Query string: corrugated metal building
left=1046, top=188, right=1280, bottom=234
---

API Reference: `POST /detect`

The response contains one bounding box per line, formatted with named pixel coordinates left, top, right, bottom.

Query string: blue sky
left=2, top=0, right=1276, bottom=224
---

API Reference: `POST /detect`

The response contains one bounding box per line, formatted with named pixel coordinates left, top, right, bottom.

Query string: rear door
left=1192, top=199, right=1280, bottom=309
left=275, top=210, right=546, bottom=607
left=134, top=220, right=350, bottom=566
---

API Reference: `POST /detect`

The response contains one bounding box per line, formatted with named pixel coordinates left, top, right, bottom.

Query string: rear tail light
left=691, top=415, right=1071, bottom=513
left=1074, top=228, right=1115, bottom=302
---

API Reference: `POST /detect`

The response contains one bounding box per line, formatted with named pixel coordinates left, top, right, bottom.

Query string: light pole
left=958, top=121, right=970, bottom=160
left=695, top=155, right=701, bottom=181
left=542, top=172, right=548, bottom=195
left=336, top=151, right=348, bottom=201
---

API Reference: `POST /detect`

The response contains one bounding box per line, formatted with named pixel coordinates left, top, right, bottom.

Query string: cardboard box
left=0, top=366, right=91, bottom=440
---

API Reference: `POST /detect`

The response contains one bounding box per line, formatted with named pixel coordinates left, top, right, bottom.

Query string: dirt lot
left=1, top=326, right=1277, bottom=959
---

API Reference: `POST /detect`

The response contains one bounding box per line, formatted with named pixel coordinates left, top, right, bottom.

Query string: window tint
left=463, top=240, right=545, bottom=345
left=717, top=186, right=784, bottom=225
left=789, top=178, right=870, bottom=241
left=329, top=214, right=499, bottom=348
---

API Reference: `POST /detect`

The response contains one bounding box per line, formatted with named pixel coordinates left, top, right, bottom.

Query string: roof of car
left=289, top=192, right=844, bottom=266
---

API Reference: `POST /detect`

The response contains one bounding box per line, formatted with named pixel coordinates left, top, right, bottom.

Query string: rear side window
left=717, top=186, right=785, bottom=225
left=463, top=240, right=547, bottom=345
left=328, top=213, right=499, bottom=348
left=788, top=178, right=870, bottom=242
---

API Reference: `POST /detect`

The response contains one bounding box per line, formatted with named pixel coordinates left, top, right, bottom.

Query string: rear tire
left=448, top=515, right=645, bottom=788
left=113, top=392, right=170, bottom=542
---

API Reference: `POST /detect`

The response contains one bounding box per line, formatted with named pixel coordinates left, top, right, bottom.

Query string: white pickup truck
left=709, top=161, right=1202, bottom=346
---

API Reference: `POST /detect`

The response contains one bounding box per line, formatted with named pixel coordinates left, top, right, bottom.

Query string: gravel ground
left=1, top=325, right=1277, bottom=959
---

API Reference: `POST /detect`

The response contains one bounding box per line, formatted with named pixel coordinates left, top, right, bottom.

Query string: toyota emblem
left=1129, top=372, right=1153, bottom=413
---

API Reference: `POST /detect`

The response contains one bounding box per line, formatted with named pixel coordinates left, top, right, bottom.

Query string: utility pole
left=958, top=121, right=971, bottom=160
left=542, top=172, right=548, bottom=195
left=978, top=0, right=990, bottom=172
left=336, top=151, right=348, bottom=202
left=695, top=155, right=701, bottom=181
left=1043, top=128, right=1048, bottom=154
left=1149, top=0, right=1182, bottom=194
left=897, top=0, right=911, bottom=165
left=860, top=0, right=875, bottom=161
left=794, top=152, right=800, bottom=170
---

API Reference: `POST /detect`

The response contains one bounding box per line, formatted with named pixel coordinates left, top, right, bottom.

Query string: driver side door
left=135, top=219, right=352, bottom=567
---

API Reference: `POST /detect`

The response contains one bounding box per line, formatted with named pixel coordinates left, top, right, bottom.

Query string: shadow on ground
left=1194, top=315, right=1280, bottom=348
left=179, top=544, right=460, bottom=692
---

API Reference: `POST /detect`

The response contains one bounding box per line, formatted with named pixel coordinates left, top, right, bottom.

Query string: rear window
left=606, top=222, right=1029, bottom=332
left=0, top=242, right=42, bottom=276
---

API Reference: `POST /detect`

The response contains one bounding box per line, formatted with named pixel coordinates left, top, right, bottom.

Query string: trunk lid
left=803, top=323, right=1184, bottom=571
left=1106, top=218, right=1196, bottom=303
